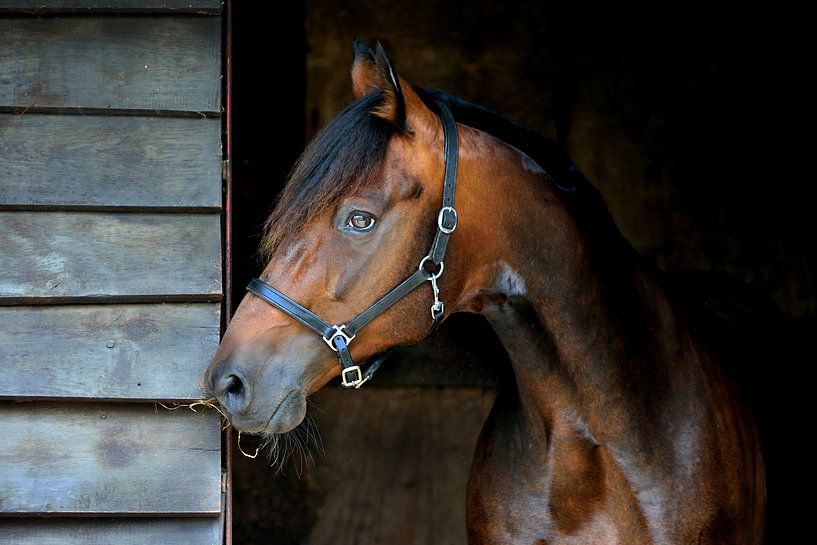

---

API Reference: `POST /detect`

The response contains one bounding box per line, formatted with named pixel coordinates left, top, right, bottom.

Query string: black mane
left=415, top=87, right=583, bottom=193
left=418, top=87, right=615, bottom=239
left=261, top=87, right=609, bottom=258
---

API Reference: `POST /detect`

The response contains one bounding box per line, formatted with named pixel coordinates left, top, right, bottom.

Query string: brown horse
left=206, top=42, right=765, bottom=544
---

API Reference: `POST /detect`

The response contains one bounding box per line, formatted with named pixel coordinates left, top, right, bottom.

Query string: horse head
left=206, top=42, right=488, bottom=435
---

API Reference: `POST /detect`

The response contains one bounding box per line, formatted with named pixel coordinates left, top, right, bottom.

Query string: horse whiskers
left=302, top=410, right=325, bottom=459
left=240, top=411, right=324, bottom=476
left=158, top=399, right=323, bottom=475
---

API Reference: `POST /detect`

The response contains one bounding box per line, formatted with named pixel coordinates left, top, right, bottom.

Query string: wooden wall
left=0, top=2, right=225, bottom=543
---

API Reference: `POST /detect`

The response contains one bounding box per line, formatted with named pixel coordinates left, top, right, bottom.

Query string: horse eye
left=345, top=211, right=376, bottom=232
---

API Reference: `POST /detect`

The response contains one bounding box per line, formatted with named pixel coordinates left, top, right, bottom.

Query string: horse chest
left=466, top=403, right=644, bottom=545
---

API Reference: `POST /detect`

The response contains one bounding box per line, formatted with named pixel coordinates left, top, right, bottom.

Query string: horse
left=206, top=41, right=765, bottom=544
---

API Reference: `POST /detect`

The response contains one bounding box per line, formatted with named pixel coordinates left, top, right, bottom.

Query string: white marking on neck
left=562, top=409, right=599, bottom=446
left=494, top=261, right=527, bottom=297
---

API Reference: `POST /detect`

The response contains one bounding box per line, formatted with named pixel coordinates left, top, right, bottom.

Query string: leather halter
left=247, top=102, right=459, bottom=389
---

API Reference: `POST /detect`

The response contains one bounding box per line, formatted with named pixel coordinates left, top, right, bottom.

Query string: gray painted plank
left=0, top=212, right=221, bottom=299
left=0, top=0, right=221, bottom=12
left=0, top=17, right=221, bottom=112
left=0, top=115, right=221, bottom=208
left=0, top=402, right=222, bottom=514
left=0, top=518, right=222, bottom=545
left=0, top=303, right=219, bottom=400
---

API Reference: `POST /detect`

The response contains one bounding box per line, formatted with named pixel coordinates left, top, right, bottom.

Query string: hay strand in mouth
left=237, top=431, right=261, bottom=459
left=155, top=398, right=228, bottom=419
left=156, top=398, right=324, bottom=475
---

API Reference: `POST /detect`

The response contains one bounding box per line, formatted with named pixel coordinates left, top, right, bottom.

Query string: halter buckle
left=341, top=365, right=367, bottom=388
left=323, top=325, right=355, bottom=351
left=437, top=206, right=458, bottom=234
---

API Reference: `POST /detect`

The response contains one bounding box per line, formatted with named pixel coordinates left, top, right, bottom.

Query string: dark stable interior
left=229, top=2, right=814, bottom=543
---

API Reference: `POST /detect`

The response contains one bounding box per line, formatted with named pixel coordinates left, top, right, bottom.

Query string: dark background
left=229, top=1, right=814, bottom=543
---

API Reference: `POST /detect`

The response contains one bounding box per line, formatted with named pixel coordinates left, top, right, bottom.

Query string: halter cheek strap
left=247, top=101, right=459, bottom=389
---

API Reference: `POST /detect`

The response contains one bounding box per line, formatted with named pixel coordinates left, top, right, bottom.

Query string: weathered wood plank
left=0, top=0, right=221, bottom=12
left=0, top=212, right=221, bottom=299
left=0, top=115, right=221, bottom=209
left=0, top=303, right=219, bottom=400
left=232, top=387, right=495, bottom=545
left=0, top=17, right=221, bottom=112
left=0, top=518, right=222, bottom=545
left=0, top=402, right=222, bottom=514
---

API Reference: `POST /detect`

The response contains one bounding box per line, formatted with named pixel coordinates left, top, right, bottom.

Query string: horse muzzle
left=207, top=359, right=307, bottom=434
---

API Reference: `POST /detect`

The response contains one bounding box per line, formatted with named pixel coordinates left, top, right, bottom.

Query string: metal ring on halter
left=322, top=324, right=355, bottom=351
left=437, top=206, right=458, bottom=234
left=418, top=255, right=444, bottom=280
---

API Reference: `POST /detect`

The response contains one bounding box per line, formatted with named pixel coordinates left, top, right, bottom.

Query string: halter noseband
left=247, top=102, right=459, bottom=389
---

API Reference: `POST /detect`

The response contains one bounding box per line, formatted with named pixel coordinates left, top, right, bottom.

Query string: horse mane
left=414, top=88, right=583, bottom=193
left=417, top=88, right=618, bottom=241
left=260, top=87, right=612, bottom=259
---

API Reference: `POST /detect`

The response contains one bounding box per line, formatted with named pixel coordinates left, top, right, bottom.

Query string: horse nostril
left=225, top=375, right=244, bottom=397
left=212, top=368, right=251, bottom=414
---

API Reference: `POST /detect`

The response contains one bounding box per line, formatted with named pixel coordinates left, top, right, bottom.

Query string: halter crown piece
left=247, top=102, right=459, bottom=389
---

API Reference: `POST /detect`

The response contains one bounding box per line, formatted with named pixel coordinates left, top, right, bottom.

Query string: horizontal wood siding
left=0, top=5, right=225, bottom=540
left=0, top=115, right=221, bottom=209
left=0, top=518, right=222, bottom=545
left=0, top=1, right=221, bottom=12
left=0, top=303, right=220, bottom=400
left=0, top=212, right=221, bottom=300
left=0, top=16, right=221, bottom=112
left=0, top=402, right=222, bottom=514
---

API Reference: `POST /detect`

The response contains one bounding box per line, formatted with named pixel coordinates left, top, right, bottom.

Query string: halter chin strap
left=247, top=101, right=459, bottom=389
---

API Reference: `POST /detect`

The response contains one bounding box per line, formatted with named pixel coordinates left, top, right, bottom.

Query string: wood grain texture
left=0, top=402, right=222, bottom=514
left=0, top=212, right=221, bottom=299
left=0, top=518, right=222, bottom=545
left=0, top=303, right=219, bottom=400
left=0, top=0, right=221, bottom=12
left=0, top=115, right=221, bottom=209
left=232, top=387, right=495, bottom=545
left=0, top=16, right=221, bottom=112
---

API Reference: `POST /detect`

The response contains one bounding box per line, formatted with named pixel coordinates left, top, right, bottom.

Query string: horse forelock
left=260, top=92, right=395, bottom=260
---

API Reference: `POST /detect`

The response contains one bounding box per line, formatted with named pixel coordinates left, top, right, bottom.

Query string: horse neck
left=451, top=129, right=764, bottom=545
left=452, top=129, right=710, bottom=458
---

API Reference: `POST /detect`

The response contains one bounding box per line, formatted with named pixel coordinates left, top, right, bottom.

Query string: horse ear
left=351, top=41, right=407, bottom=130
left=370, top=43, right=407, bottom=130
left=351, top=39, right=378, bottom=99
left=351, top=41, right=436, bottom=135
